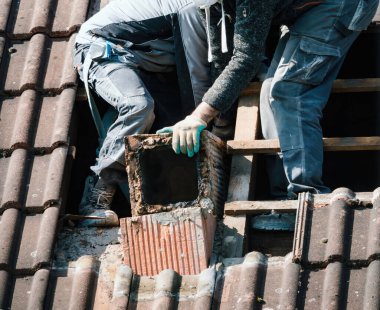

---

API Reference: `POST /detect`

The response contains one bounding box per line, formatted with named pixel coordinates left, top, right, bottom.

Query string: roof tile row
left=0, top=206, right=60, bottom=272
left=0, top=0, right=104, bottom=309
left=0, top=34, right=77, bottom=94
left=294, top=188, right=380, bottom=265
left=0, top=89, right=75, bottom=151
left=11, top=252, right=376, bottom=309
left=0, top=146, right=70, bottom=211
left=0, top=0, right=89, bottom=38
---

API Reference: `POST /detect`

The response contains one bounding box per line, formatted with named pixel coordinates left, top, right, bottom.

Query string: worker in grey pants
left=73, top=0, right=210, bottom=226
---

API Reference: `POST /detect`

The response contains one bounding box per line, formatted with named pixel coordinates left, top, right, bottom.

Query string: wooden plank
left=222, top=94, right=260, bottom=258
left=225, top=192, right=374, bottom=215
left=227, top=136, right=380, bottom=155
left=227, top=95, right=260, bottom=201
left=240, top=78, right=380, bottom=96
left=225, top=200, right=298, bottom=215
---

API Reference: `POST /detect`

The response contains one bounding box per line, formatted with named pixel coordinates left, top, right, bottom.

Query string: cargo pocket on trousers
left=283, top=37, right=341, bottom=86
left=347, top=0, right=379, bottom=31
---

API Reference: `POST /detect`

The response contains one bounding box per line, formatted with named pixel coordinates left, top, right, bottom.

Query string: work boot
left=78, top=175, right=119, bottom=227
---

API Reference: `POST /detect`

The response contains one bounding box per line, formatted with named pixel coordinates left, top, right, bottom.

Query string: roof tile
left=0, top=34, right=77, bottom=94
left=0, top=208, right=21, bottom=269
left=0, top=270, right=11, bottom=307
left=2, top=0, right=89, bottom=38
left=214, top=252, right=380, bottom=310
left=0, top=147, right=69, bottom=211
left=48, top=256, right=99, bottom=310
left=0, top=89, right=76, bottom=151
left=294, top=188, right=380, bottom=265
left=299, top=261, right=380, bottom=309
left=0, top=0, right=12, bottom=34
left=120, top=207, right=216, bottom=276
left=11, top=269, right=50, bottom=310
left=128, top=268, right=216, bottom=309
left=0, top=207, right=59, bottom=271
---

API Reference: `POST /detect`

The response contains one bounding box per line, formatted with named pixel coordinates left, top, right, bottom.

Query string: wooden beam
left=225, top=192, right=374, bottom=215
left=227, top=136, right=380, bottom=155
left=240, top=78, right=380, bottom=97
left=227, top=95, right=260, bottom=201
left=225, top=200, right=298, bottom=215
left=221, top=94, right=260, bottom=259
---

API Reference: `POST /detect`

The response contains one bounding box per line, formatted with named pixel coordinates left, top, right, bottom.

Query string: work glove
left=156, top=115, right=207, bottom=157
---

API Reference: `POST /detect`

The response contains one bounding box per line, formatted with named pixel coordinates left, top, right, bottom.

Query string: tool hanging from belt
left=82, top=41, right=112, bottom=142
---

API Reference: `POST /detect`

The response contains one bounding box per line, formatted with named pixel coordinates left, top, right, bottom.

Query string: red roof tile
left=294, top=188, right=380, bottom=265
left=0, top=147, right=69, bottom=211
left=120, top=207, right=216, bottom=276
left=0, top=207, right=59, bottom=271
left=0, top=0, right=12, bottom=34
left=0, top=34, right=77, bottom=94
left=12, top=269, right=51, bottom=310
left=48, top=256, right=99, bottom=310
left=1, top=0, right=89, bottom=38
left=0, top=89, right=75, bottom=151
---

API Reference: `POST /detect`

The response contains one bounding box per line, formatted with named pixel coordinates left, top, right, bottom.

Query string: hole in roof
left=140, top=147, right=199, bottom=205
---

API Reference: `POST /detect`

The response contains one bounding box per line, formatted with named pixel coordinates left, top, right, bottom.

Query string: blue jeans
left=260, top=0, right=378, bottom=198
left=74, top=43, right=156, bottom=184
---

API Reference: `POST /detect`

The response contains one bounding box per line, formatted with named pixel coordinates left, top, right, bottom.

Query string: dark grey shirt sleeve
left=202, top=0, right=279, bottom=112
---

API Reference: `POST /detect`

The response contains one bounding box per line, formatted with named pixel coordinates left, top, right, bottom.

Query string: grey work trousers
left=75, top=43, right=156, bottom=184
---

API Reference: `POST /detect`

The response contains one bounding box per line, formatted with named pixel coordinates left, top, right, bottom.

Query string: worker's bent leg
left=88, top=61, right=155, bottom=181
left=268, top=0, right=375, bottom=197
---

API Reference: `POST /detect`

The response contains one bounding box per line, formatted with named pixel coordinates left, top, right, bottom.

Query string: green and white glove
left=157, top=102, right=219, bottom=157
left=156, top=115, right=207, bottom=157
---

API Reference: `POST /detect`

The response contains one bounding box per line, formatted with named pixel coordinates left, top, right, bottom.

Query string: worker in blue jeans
left=260, top=2, right=379, bottom=200
left=158, top=0, right=378, bottom=229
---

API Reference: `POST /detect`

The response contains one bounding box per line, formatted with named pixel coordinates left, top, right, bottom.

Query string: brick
left=125, top=131, right=227, bottom=216
left=120, top=207, right=216, bottom=276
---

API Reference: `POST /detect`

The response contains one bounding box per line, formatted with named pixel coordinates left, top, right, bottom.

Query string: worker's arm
left=158, top=0, right=278, bottom=156
left=203, top=0, right=277, bottom=113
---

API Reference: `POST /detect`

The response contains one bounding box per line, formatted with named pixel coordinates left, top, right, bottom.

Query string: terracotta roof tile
left=1, top=0, right=89, bottom=38
left=11, top=269, right=50, bottom=309
left=0, top=270, right=11, bottom=306
left=299, top=261, right=380, bottom=309
left=0, top=89, right=75, bottom=151
left=47, top=256, right=99, bottom=310
left=0, top=208, right=20, bottom=269
left=214, top=252, right=380, bottom=310
left=0, top=34, right=77, bottom=95
left=0, top=147, right=69, bottom=211
left=0, top=0, right=12, bottom=34
left=294, top=188, right=380, bottom=265
left=120, top=207, right=216, bottom=276
left=0, top=207, right=59, bottom=272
